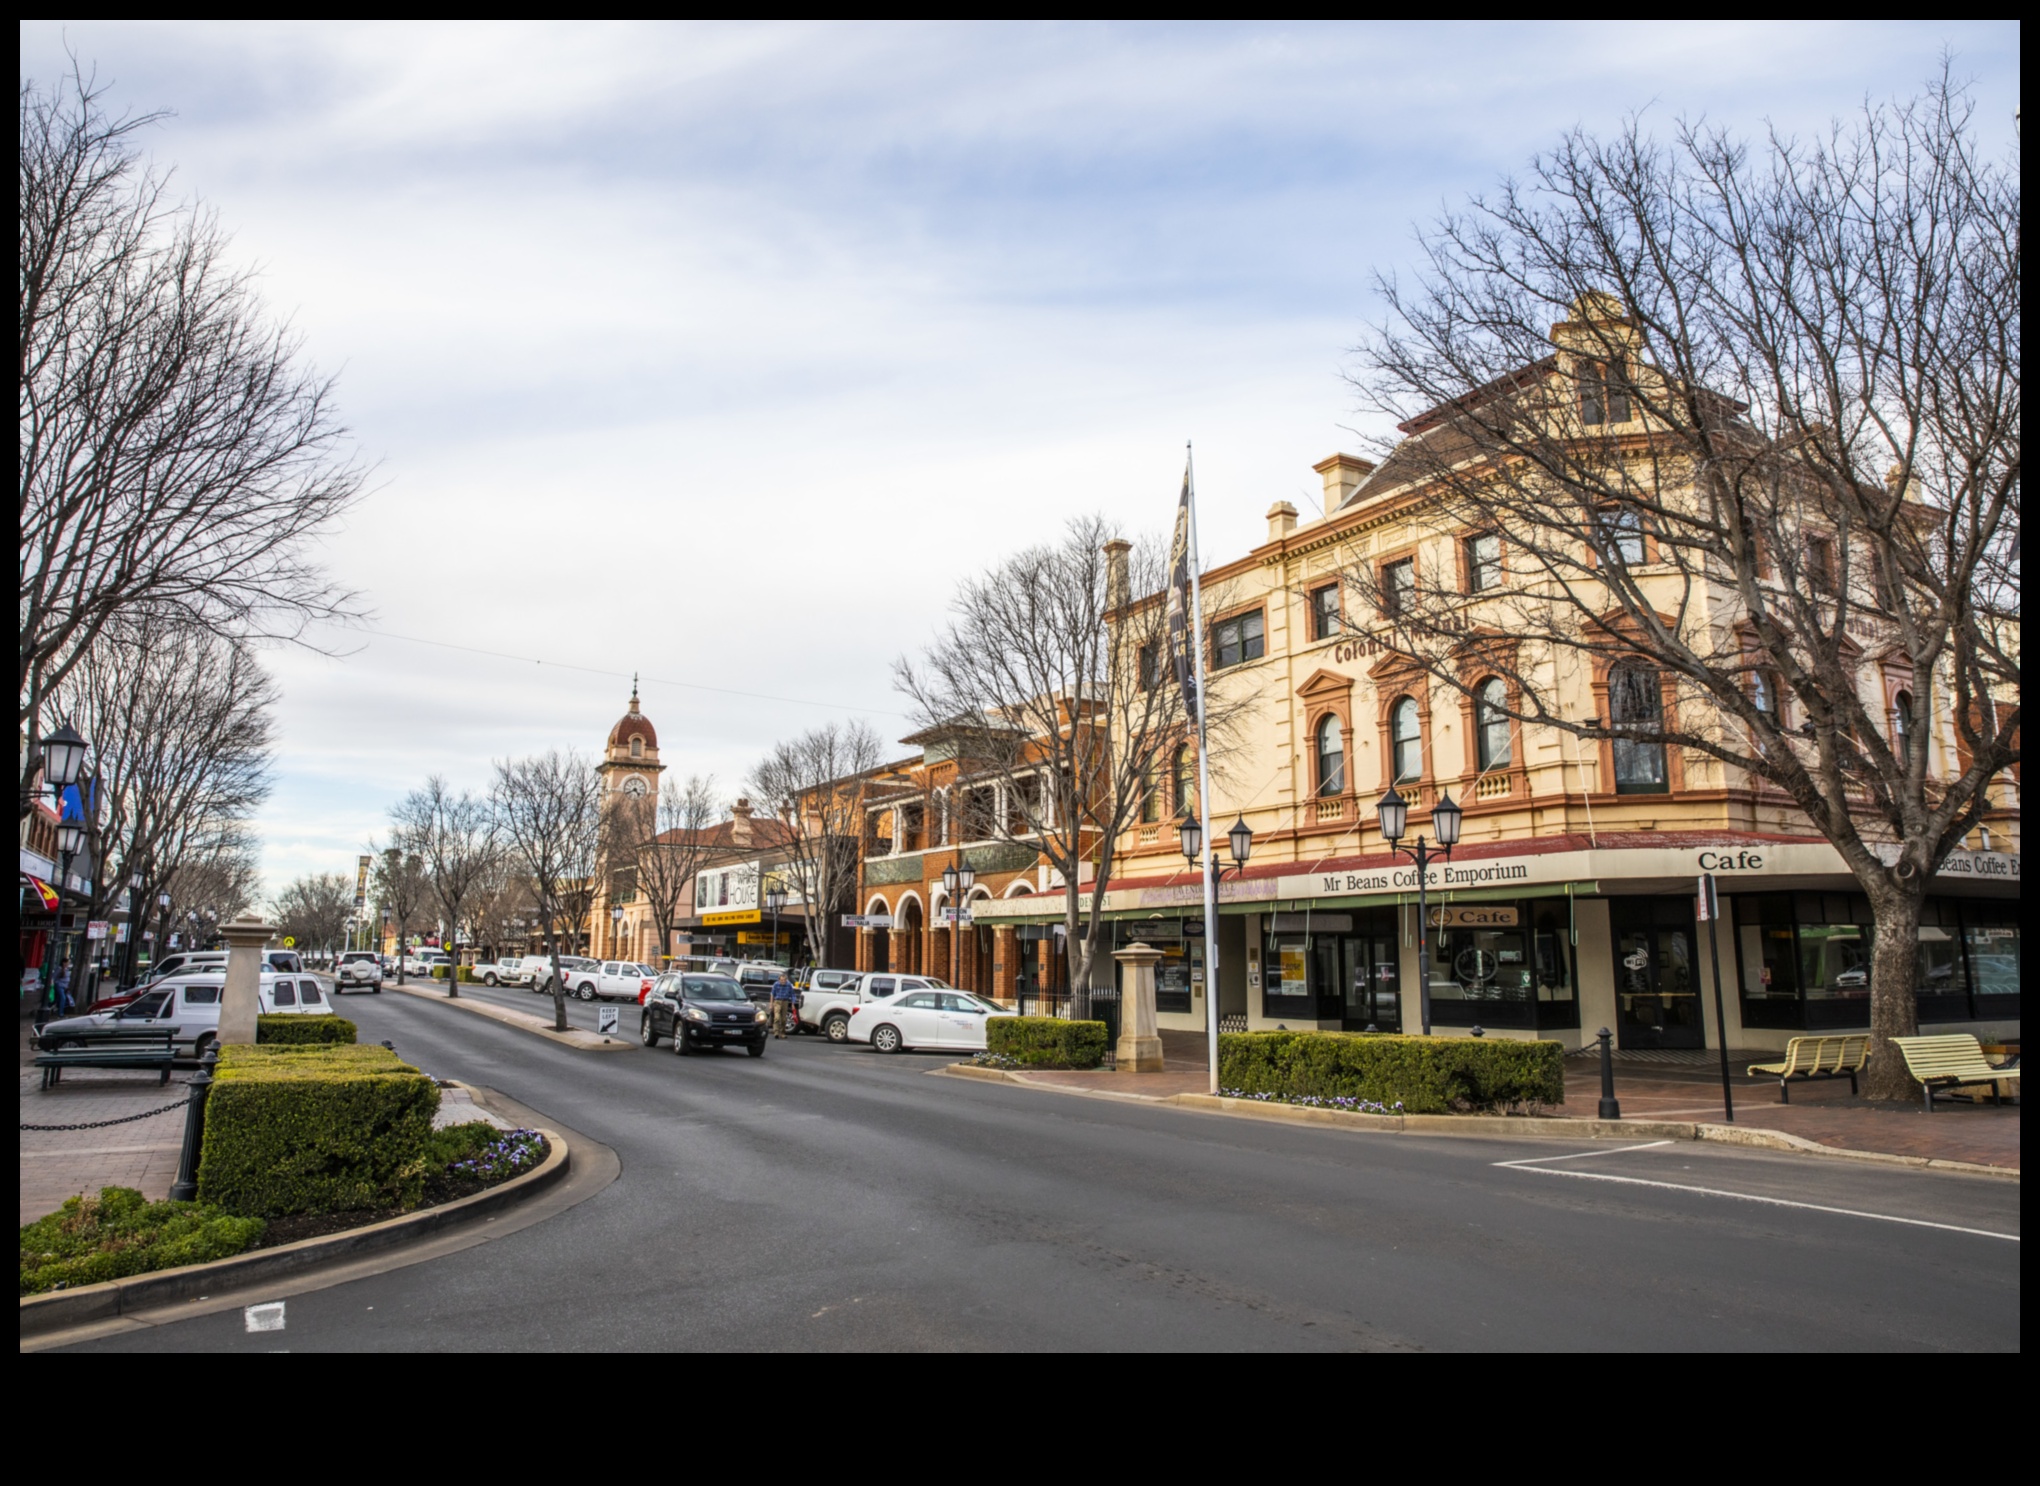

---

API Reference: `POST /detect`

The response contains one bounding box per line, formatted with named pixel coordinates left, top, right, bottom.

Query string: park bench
left=1746, top=1034, right=1870, bottom=1101
left=1889, top=1033, right=2022, bottom=1113
left=33, top=1028, right=180, bottom=1090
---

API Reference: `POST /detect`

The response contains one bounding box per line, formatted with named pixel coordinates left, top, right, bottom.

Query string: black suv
left=640, top=973, right=769, bottom=1058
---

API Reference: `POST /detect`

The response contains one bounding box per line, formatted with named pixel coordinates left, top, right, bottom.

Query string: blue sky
left=20, top=21, right=2022, bottom=900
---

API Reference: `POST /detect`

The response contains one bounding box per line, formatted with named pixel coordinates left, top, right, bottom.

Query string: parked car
left=477, top=956, right=532, bottom=987
left=638, top=973, right=768, bottom=1057
left=800, top=970, right=951, bottom=1042
left=37, top=971, right=334, bottom=1058
left=567, top=960, right=656, bottom=1003
left=402, top=951, right=453, bottom=976
left=520, top=954, right=597, bottom=993
left=336, top=951, right=384, bottom=992
left=850, top=989, right=1013, bottom=1054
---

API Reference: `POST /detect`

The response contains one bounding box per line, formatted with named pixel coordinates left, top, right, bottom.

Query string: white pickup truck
left=800, top=970, right=951, bottom=1042
left=567, top=959, right=658, bottom=1002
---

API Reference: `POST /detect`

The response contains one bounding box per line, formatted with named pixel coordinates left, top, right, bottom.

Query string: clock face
left=621, top=774, right=650, bottom=797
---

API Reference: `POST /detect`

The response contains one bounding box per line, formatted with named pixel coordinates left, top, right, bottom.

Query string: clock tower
left=601, top=677, right=665, bottom=802
left=594, top=679, right=667, bottom=961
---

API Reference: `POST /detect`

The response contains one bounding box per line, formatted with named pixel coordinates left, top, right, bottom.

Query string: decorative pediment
left=1296, top=667, right=1356, bottom=703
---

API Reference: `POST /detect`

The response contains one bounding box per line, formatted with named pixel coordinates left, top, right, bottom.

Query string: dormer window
left=1580, top=358, right=1631, bottom=426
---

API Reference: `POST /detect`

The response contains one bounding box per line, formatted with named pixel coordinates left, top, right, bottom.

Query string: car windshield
left=681, top=976, right=747, bottom=1001
left=965, top=994, right=1005, bottom=1013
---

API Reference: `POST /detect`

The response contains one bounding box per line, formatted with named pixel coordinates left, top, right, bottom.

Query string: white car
left=336, top=951, right=384, bottom=992
left=402, top=952, right=453, bottom=976
left=477, top=957, right=532, bottom=987
left=521, top=954, right=597, bottom=993
left=38, top=972, right=334, bottom=1058
left=565, top=961, right=658, bottom=1002
left=849, top=989, right=1015, bottom=1054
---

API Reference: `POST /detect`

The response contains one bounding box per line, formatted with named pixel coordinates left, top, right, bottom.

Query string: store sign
left=1429, top=906, right=1518, bottom=928
left=842, top=914, right=893, bottom=929
left=86, top=920, right=110, bottom=939
left=736, top=930, right=788, bottom=945
left=696, top=862, right=760, bottom=916
left=701, top=909, right=761, bottom=927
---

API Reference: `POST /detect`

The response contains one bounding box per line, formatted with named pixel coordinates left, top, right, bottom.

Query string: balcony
left=1475, top=772, right=1513, bottom=801
left=1314, top=797, right=1347, bottom=824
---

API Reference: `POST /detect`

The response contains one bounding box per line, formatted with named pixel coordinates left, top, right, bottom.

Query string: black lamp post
left=23, top=721, right=89, bottom=819
left=1375, top=785, right=1462, bottom=1036
left=1179, top=813, right=1253, bottom=885
left=938, top=865, right=973, bottom=988
left=610, top=904, right=624, bottom=960
left=765, top=884, right=788, bottom=966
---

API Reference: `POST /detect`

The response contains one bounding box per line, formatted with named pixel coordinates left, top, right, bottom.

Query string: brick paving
left=1016, top=1030, right=2021, bottom=1170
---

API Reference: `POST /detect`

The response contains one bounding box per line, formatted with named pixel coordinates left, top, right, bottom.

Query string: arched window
left=1476, top=677, right=1511, bottom=771
left=1609, top=664, right=1668, bottom=793
left=1315, top=716, right=1345, bottom=796
left=1140, top=764, right=1159, bottom=823
left=1391, top=697, right=1422, bottom=783
left=1170, top=744, right=1193, bottom=815
left=1892, top=690, right=1915, bottom=758
left=630, top=736, right=643, bottom=759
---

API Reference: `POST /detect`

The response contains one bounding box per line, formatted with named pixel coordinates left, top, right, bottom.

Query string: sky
left=20, top=20, right=2022, bottom=901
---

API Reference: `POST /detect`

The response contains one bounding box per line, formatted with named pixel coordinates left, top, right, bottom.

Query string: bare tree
left=490, top=750, right=601, bottom=1032
left=467, top=865, right=536, bottom=960
left=895, top=516, right=1239, bottom=1004
left=369, top=834, right=430, bottom=986
left=19, top=68, right=365, bottom=772
left=164, top=836, right=260, bottom=952
left=750, top=726, right=881, bottom=968
left=271, top=871, right=353, bottom=962
left=52, top=617, right=274, bottom=974
left=392, top=776, right=497, bottom=998
left=609, top=773, right=721, bottom=969
left=1347, top=73, right=2017, bottom=1096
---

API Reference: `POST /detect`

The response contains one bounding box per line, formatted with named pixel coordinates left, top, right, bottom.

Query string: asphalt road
left=65, top=987, right=2020, bottom=1352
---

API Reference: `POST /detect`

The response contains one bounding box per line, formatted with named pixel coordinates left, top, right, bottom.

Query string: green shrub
left=20, top=1186, right=265, bottom=1296
left=255, top=1014, right=357, bottom=1045
left=198, top=1044, right=440, bottom=1217
left=1218, top=1031, right=1564, bottom=1114
left=987, top=1016, right=1109, bottom=1069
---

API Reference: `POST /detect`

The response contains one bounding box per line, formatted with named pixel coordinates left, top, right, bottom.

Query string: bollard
left=1596, top=1027, right=1621, bottom=1120
left=168, top=1041, right=219, bottom=1202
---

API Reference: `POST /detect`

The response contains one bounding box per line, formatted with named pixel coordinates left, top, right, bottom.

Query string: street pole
left=1698, top=872, right=1734, bottom=1122
left=1375, top=787, right=1461, bottom=1037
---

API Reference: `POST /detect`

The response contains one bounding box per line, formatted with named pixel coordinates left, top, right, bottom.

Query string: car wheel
left=871, top=1024, right=903, bottom=1054
left=640, top=1014, right=658, bottom=1047
left=577, top=983, right=596, bottom=1002
left=483, top=973, right=499, bottom=986
left=192, top=1033, right=215, bottom=1059
left=824, top=1015, right=850, bottom=1043
left=673, top=1030, right=691, bottom=1056
left=747, top=1040, right=766, bottom=1058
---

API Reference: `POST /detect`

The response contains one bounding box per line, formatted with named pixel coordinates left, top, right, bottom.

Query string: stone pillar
left=928, top=927, right=950, bottom=985
left=889, top=927, right=912, bottom=975
left=994, top=927, right=1019, bottom=1004
left=856, top=930, right=871, bottom=972
left=1113, top=941, right=1165, bottom=1072
left=219, top=915, right=276, bottom=1046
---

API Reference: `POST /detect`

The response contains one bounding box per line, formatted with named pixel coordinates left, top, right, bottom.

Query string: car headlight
left=683, top=1006, right=710, bottom=1023
left=754, top=1008, right=768, bottom=1023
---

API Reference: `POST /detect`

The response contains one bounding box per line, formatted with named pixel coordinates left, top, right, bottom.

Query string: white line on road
left=1496, top=1155, right=2019, bottom=1242
left=1495, top=1141, right=1674, bottom=1166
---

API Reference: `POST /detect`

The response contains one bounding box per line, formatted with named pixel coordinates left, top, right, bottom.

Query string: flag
left=1166, top=463, right=1198, bottom=719
left=28, top=876, right=60, bottom=912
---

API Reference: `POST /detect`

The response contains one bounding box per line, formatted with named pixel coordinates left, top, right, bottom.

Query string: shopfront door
left=1308, top=932, right=1401, bottom=1031
left=1611, top=897, right=1702, bottom=1049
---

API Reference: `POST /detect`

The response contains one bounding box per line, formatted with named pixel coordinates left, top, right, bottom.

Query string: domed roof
left=607, top=680, right=658, bottom=752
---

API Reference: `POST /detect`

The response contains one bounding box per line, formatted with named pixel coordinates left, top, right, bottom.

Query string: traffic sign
left=597, top=1006, right=619, bottom=1036
left=282, top=935, right=297, bottom=948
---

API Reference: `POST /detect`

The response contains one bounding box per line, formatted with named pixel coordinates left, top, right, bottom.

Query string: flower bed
left=1219, top=1088, right=1404, bottom=1115
left=20, top=1187, right=264, bottom=1296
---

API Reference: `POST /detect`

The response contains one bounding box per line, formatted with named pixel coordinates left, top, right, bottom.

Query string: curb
left=19, top=1125, right=571, bottom=1338
left=932, top=1066, right=2019, bottom=1179
left=390, top=985, right=631, bottom=1051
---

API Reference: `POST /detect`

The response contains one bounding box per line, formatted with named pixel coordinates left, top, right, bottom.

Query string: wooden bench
left=33, top=1029, right=180, bottom=1090
left=1889, top=1034, right=2022, bottom=1112
left=1747, top=1034, right=1870, bottom=1101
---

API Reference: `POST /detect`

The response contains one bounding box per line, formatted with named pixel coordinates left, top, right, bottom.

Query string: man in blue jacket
left=769, top=970, right=798, bottom=1039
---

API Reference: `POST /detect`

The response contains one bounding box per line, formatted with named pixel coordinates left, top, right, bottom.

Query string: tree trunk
left=545, top=931, right=569, bottom=1033
left=1063, top=878, right=1085, bottom=1016
left=395, top=919, right=408, bottom=984
left=1860, top=883, right=1925, bottom=1101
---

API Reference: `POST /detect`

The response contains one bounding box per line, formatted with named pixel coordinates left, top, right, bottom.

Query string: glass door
left=1611, top=898, right=1702, bottom=1049
left=1341, top=934, right=1401, bottom=1031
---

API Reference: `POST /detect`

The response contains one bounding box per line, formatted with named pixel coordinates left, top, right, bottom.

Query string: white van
left=40, top=972, right=333, bottom=1057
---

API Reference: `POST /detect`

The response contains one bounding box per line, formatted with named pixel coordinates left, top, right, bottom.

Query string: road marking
left=245, top=1301, right=286, bottom=1332
left=1495, top=1141, right=1673, bottom=1166
left=1496, top=1157, right=2019, bottom=1242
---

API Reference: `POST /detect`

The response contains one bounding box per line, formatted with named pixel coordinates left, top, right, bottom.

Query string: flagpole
left=1184, top=444, right=1222, bottom=1097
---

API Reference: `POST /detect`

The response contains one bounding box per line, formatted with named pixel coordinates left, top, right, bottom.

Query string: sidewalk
left=1004, top=1031, right=2020, bottom=1172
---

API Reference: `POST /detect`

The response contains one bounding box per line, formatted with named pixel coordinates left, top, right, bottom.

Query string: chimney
left=1312, top=452, right=1376, bottom=513
left=730, top=796, right=753, bottom=846
left=1102, top=538, right=1130, bottom=611
left=1266, top=501, right=1299, bottom=543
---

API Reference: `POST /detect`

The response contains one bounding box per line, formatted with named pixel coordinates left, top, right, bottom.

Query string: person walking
left=769, top=969, right=797, bottom=1039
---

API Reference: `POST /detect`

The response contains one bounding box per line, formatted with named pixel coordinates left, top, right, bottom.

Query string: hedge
left=429, top=965, right=479, bottom=982
left=1218, top=1031, right=1565, bottom=1114
left=987, top=1016, right=1109, bottom=1069
left=198, top=1044, right=440, bottom=1217
left=255, top=1014, right=357, bottom=1045
left=21, top=1186, right=265, bottom=1296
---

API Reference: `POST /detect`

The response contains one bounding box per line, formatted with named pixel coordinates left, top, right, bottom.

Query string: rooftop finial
left=630, top=672, right=640, bottom=712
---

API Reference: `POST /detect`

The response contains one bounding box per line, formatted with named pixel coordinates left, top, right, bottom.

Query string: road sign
left=86, top=920, right=110, bottom=940
left=597, top=1006, right=619, bottom=1035
left=282, top=935, right=297, bottom=948
left=938, top=908, right=973, bottom=926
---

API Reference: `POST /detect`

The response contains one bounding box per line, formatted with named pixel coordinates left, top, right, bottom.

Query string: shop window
left=1212, top=611, right=1264, bottom=669
left=1391, top=697, right=1423, bottom=783
left=1315, top=716, right=1345, bottom=797
left=1382, top=559, right=1415, bottom=617
left=1310, top=584, right=1342, bottom=640
left=1964, top=914, right=2020, bottom=1006
left=1475, top=677, right=1511, bottom=771
left=1609, top=664, right=1668, bottom=793
left=1466, top=532, right=1502, bottom=593
left=1426, top=903, right=1572, bottom=1030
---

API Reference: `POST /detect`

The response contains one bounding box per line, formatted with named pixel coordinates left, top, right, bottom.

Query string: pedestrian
left=769, top=969, right=797, bottom=1039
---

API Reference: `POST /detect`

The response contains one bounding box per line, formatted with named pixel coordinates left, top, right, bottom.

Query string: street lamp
left=610, top=904, right=624, bottom=959
left=764, top=884, right=788, bottom=967
left=1375, top=786, right=1462, bottom=1036
left=939, top=864, right=973, bottom=988
left=1179, top=813, right=1253, bottom=884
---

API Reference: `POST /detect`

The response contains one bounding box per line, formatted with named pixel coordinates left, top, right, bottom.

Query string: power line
left=359, top=626, right=915, bottom=719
